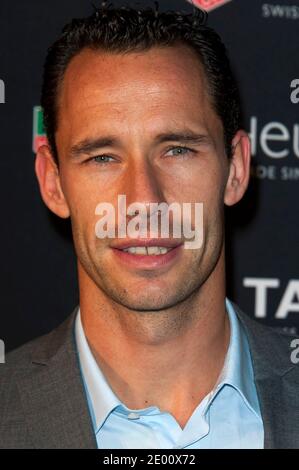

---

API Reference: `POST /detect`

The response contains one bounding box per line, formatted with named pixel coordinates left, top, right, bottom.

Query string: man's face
left=52, top=45, right=232, bottom=311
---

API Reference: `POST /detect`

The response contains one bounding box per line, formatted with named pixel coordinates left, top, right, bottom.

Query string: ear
left=224, top=130, right=251, bottom=206
left=35, top=145, right=70, bottom=218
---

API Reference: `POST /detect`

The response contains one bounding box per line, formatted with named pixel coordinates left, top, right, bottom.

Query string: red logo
left=186, top=0, right=232, bottom=12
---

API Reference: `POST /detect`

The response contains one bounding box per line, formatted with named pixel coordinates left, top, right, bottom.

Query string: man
left=0, top=3, right=298, bottom=449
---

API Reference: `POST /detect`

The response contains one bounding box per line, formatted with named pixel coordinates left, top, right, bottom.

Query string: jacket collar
left=16, top=306, right=97, bottom=449
left=233, top=302, right=299, bottom=449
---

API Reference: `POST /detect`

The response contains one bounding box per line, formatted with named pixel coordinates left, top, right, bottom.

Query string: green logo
left=33, top=106, right=47, bottom=153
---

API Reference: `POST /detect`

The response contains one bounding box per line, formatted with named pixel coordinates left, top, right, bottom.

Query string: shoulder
left=232, top=301, right=299, bottom=379
left=0, top=310, right=78, bottom=398
left=0, top=336, right=44, bottom=448
left=3, top=311, right=77, bottom=368
left=0, top=310, right=78, bottom=448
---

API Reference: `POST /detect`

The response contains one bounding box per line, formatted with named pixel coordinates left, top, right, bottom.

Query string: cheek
left=64, top=186, right=102, bottom=247
left=176, top=165, right=226, bottom=207
left=193, top=169, right=226, bottom=236
left=60, top=169, right=100, bottom=216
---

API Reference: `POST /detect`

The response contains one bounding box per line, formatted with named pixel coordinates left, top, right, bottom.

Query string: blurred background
left=0, top=0, right=298, bottom=351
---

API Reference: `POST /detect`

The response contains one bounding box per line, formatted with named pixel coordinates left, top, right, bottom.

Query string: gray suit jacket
left=0, top=304, right=299, bottom=449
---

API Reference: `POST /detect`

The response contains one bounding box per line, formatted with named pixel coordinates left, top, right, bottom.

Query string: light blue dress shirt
left=75, top=299, right=264, bottom=449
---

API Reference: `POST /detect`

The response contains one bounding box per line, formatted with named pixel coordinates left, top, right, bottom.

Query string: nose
left=121, top=157, right=166, bottom=211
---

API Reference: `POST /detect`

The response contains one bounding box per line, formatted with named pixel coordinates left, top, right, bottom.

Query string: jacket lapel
left=234, top=304, right=299, bottom=449
left=16, top=307, right=97, bottom=449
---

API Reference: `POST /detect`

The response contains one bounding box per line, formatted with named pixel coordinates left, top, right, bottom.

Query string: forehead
left=57, top=44, right=221, bottom=140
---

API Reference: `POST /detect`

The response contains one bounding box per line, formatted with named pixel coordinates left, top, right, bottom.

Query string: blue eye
left=166, top=146, right=195, bottom=157
left=92, top=155, right=114, bottom=163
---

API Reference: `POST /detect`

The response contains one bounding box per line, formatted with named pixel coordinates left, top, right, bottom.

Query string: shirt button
left=127, top=412, right=140, bottom=420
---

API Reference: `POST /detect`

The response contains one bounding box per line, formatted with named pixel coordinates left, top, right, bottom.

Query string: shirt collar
left=212, top=299, right=262, bottom=420
left=75, top=311, right=121, bottom=432
left=75, top=298, right=261, bottom=432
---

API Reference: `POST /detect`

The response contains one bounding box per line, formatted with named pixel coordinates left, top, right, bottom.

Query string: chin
left=113, top=287, right=190, bottom=312
left=120, top=297, right=172, bottom=312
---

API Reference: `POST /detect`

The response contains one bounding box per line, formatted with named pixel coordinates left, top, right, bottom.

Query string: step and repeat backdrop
left=0, top=0, right=298, bottom=351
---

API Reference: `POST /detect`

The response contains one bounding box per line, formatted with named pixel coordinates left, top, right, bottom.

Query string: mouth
left=120, top=245, right=174, bottom=255
left=111, top=240, right=184, bottom=269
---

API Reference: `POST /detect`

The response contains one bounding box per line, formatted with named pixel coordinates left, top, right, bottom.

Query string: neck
left=78, top=247, right=230, bottom=428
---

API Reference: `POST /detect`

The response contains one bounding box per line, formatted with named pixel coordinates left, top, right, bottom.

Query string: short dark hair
left=41, top=1, right=242, bottom=162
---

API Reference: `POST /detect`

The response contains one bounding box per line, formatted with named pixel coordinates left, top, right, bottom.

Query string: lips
left=110, top=239, right=184, bottom=268
left=121, top=246, right=171, bottom=255
left=111, top=238, right=183, bottom=251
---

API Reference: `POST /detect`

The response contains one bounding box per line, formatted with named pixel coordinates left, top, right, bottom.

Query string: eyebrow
left=69, top=131, right=212, bottom=158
